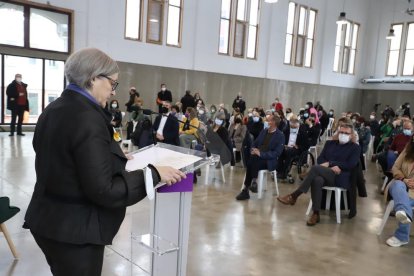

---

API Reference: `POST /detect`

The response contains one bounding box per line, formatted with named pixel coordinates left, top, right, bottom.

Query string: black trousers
left=243, top=155, right=268, bottom=187
left=31, top=231, right=105, bottom=276
left=10, top=106, right=25, bottom=134
left=277, top=147, right=300, bottom=177
left=298, top=165, right=336, bottom=211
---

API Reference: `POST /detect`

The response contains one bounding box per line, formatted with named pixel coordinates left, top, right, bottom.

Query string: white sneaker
left=396, top=210, right=412, bottom=224
left=386, top=236, right=408, bottom=247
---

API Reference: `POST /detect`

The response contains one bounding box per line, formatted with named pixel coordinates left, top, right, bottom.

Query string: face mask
left=339, top=133, right=350, bottom=144
left=329, top=112, right=333, bottom=115
left=248, top=112, right=253, bottom=117
left=271, top=108, right=275, bottom=112
left=185, top=113, right=189, bottom=118
left=111, top=104, right=117, bottom=109
left=199, top=110, right=205, bottom=115
left=370, top=115, right=375, bottom=120
left=196, top=106, right=200, bottom=110
left=408, top=105, right=411, bottom=108
left=263, top=122, right=269, bottom=129
left=161, top=107, right=169, bottom=114
left=211, top=109, right=216, bottom=113
left=351, top=119, right=356, bottom=124
left=16, top=78, right=22, bottom=83
left=403, top=129, right=412, bottom=136
left=305, top=105, right=309, bottom=109
left=253, top=117, right=260, bottom=123
left=161, top=87, right=166, bottom=91
left=290, top=128, right=298, bottom=134
left=215, top=118, right=223, bottom=125
left=275, top=100, right=279, bottom=103
left=304, top=113, right=309, bottom=118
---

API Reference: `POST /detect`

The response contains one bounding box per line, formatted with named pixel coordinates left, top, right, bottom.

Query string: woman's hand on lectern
left=155, top=166, right=186, bottom=185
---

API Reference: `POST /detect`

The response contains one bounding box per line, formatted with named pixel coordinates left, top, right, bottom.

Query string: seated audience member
left=109, top=100, right=122, bottom=128
left=378, top=120, right=413, bottom=173
left=153, top=101, right=179, bottom=146
left=355, top=117, right=371, bottom=154
left=319, top=108, right=329, bottom=138
left=285, top=108, right=294, bottom=121
left=305, top=102, right=320, bottom=124
left=385, top=139, right=414, bottom=247
left=171, top=104, right=183, bottom=121
left=374, top=116, right=394, bottom=155
left=236, top=114, right=285, bottom=200
left=247, top=111, right=264, bottom=140
left=278, top=123, right=360, bottom=226
left=276, top=109, right=288, bottom=133
left=277, top=118, right=310, bottom=179
left=229, top=115, right=247, bottom=163
left=333, top=117, right=359, bottom=143
left=304, top=115, right=321, bottom=146
left=194, top=92, right=204, bottom=106
left=179, top=107, right=200, bottom=148
left=213, top=112, right=234, bottom=166
left=197, top=105, right=209, bottom=124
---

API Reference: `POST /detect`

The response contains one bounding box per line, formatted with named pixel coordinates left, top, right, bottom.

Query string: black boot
left=236, top=188, right=250, bottom=200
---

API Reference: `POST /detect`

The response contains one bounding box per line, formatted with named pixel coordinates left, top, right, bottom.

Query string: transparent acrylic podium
left=127, top=143, right=215, bottom=276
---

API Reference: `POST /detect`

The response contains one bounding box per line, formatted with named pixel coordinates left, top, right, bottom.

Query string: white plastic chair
left=306, top=187, right=348, bottom=224
left=309, top=146, right=318, bottom=160
left=381, top=176, right=389, bottom=193
left=325, top=118, right=335, bottom=140
left=257, top=170, right=279, bottom=198
left=377, top=200, right=395, bottom=235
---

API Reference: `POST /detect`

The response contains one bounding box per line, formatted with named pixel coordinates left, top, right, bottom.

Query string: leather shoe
left=306, top=213, right=320, bottom=226
left=236, top=189, right=250, bottom=200
left=249, top=182, right=258, bottom=193
left=277, top=194, right=296, bottom=205
left=17, top=133, right=25, bottom=136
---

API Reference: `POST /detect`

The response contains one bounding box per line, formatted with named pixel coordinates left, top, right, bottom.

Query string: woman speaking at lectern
left=23, top=48, right=185, bottom=275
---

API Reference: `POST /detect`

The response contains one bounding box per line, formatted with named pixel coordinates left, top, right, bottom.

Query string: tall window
left=284, top=2, right=317, bottom=68
left=0, top=1, right=72, bottom=53
left=218, top=0, right=261, bottom=59
left=403, top=23, right=414, bottom=75
left=386, top=23, right=404, bottom=76
left=219, top=0, right=232, bottom=54
left=125, top=0, right=143, bottom=40
left=333, top=21, right=360, bottom=74
left=166, top=0, right=183, bottom=46
left=147, top=0, right=164, bottom=44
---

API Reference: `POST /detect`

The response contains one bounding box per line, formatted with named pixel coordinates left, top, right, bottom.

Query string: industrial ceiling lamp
left=386, top=28, right=395, bottom=40
left=264, top=0, right=278, bottom=3
left=336, top=0, right=347, bottom=25
left=386, top=2, right=396, bottom=40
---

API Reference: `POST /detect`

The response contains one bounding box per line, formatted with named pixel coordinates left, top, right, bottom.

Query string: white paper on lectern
left=125, top=147, right=202, bottom=171
left=126, top=147, right=202, bottom=200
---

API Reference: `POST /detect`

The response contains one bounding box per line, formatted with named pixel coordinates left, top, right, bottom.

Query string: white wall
left=30, top=0, right=408, bottom=90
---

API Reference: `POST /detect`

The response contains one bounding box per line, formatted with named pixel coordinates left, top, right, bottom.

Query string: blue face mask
left=215, top=118, right=223, bottom=126
left=263, top=122, right=269, bottom=129
left=403, top=129, right=412, bottom=136
left=303, top=113, right=309, bottom=118
left=253, top=116, right=260, bottom=123
left=290, top=127, right=298, bottom=134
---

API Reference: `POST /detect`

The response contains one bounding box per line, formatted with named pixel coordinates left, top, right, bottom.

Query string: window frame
left=0, top=0, right=73, bottom=54
left=385, top=22, right=405, bottom=77
left=124, top=0, right=144, bottom=41
left=166, top=0, right=184, bottom=48
left=333, top=20, right=360, bottom=75
left=284, top=2, right=317, bottom=68
left=401, top=21, right=414, bottom=76
left=146, top=0, right=164, bottom=45
left=218, top=0, right=233, bottom=55
left=246, top=0, right=261, bottom=60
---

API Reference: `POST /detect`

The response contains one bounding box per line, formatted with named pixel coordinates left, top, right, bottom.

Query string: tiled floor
left=0, top=132, right=413, bottom=276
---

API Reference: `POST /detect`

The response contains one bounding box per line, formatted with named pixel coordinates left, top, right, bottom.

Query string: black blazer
left=24, top=89, right=160, bottom=245
left=283, top=125, right=310, bottom=153
left=153, top=114, right=180, bottom=146
left=6, top=80, right=29, bottom=111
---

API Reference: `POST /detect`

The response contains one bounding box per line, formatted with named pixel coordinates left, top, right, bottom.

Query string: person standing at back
left=156, top=83, right=172, bottom=113
left=6, top=73, right=29, bottom=136
left=181, top=90, right=195, bottom=114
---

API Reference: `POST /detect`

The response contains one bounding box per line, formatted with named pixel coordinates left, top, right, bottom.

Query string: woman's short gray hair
left=65, top=48, right=119, bottom=89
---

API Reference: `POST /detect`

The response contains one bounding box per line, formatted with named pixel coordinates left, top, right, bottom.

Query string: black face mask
left=161, top=107, right=169, bottom=114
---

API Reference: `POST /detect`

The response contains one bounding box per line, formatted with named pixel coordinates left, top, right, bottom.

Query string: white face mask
left=161, top=87, right=166, bottom=91
left=339, top=133, right=350, bottom=144
left=199, top=110, right=205, bottom=115
left=370, top=115, right=375, bottom=120
left=253, top=117, right=260, bottom=123
left=215, top=118, right=223, bottom=125
left=111, top=104, right=117, bottom=109
left=16, top=78, right=22, bottom=83
left=305, top=105, right=309, bottom=109
left=248, top=112, right=253, bottom=117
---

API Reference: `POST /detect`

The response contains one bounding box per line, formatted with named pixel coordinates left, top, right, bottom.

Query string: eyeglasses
left=99, top=75, right=119, bottom=91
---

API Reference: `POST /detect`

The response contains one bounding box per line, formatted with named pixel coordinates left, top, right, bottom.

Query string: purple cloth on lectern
left=157, top=173, right=194, bottom=193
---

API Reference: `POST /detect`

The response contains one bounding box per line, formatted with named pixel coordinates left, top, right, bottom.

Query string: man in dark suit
left=156, top=83, right=173, bottom=113
left=153, top=101, right=180, bottom=146
left=232, top=92, right=246, bottom=114
left=6, top=73, right=29, bottom=136
left=278, top=123, right=360, bottom=226
left=277, top=118, right=310, bottom=179
left=236, top=114, right=285, bottom=200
